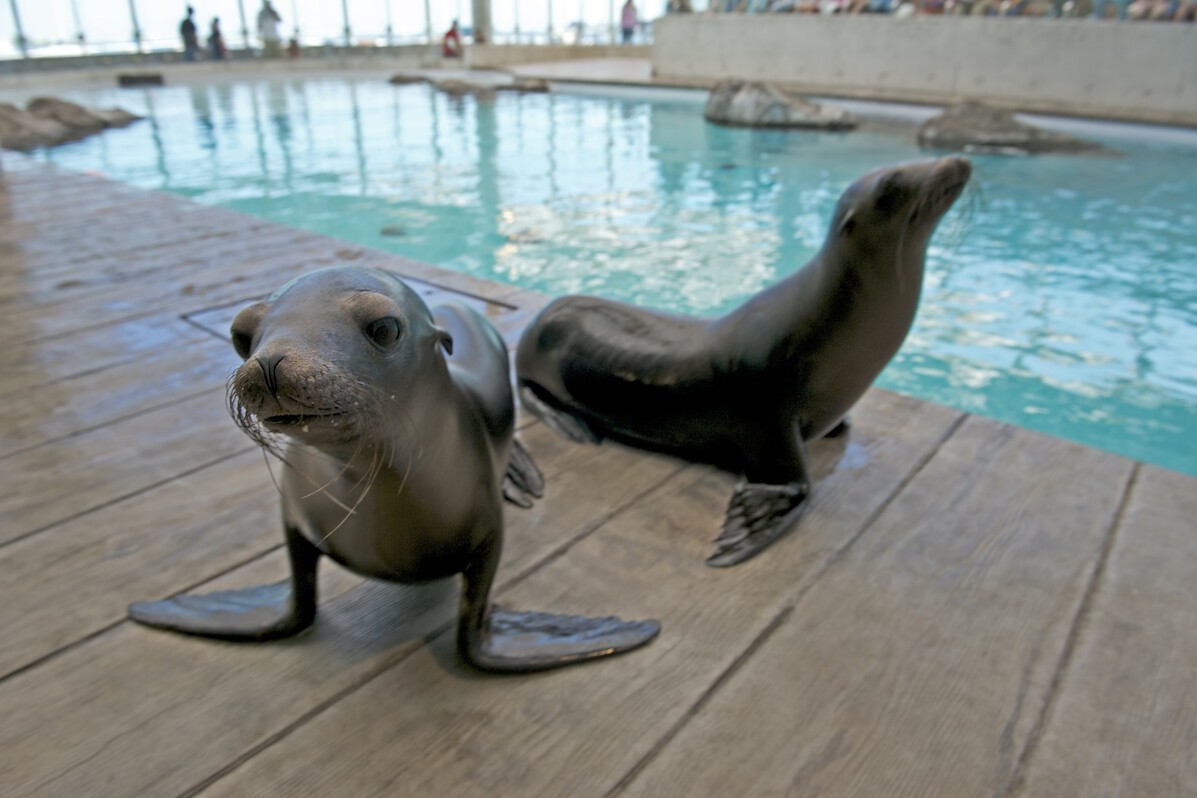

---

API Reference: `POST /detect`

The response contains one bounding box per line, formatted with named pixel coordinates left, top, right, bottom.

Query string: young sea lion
left=129, top=266, right=659, bottom=672
left=516, top=157, right=972, bottom=567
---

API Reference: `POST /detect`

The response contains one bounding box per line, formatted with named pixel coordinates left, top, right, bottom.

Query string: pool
left=33, top=77, right=1197, bottom=476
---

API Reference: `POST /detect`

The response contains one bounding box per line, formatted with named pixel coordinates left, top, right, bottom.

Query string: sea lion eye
left=364, top=317, right=401, bottom=350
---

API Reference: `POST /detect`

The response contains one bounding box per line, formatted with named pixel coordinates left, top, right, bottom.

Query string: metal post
left=237, top=0, right=250, bottom=50
left=7, top=0, right=28, bottom=57
left=423, top=0, right=433, bottom=43
left=69, top=0, right=85, bottom=48
left=513, top=0, right=520, bottom=43
left=340, top=0, right=351, bottom=46
left=547, top=0, right=553, bottom=42
left=385, top=0, right=393, bottom=45
left=127, top=0, right=143, bottom=53
left=291, top=0, right=299, bottom=38
left=609, top=0, right=615, bottom=43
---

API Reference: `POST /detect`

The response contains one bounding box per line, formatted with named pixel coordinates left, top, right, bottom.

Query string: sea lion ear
left=435, top=326, right=454, bottom=356
left=838, top=209, right=856, bottom=237
left=230, top=302, right=268, bottom=360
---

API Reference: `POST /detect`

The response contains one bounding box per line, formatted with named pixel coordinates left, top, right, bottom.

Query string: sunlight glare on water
left=37, top=78, right=1197, bottom=476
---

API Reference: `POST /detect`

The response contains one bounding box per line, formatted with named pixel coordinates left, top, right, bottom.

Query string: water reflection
left=34, top=79, right=1197, bottom=476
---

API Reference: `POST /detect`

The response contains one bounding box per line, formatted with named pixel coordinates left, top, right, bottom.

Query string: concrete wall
left=467, top=44, right=652, bottom=69
left=652, top=15, right=1197, bottom=125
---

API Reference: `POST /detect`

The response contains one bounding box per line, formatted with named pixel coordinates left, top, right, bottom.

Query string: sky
left=0, top=0, right=674, bottom=55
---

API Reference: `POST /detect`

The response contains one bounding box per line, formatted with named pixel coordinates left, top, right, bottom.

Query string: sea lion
left=129, top=266, right=659, bottom=672
left=516, top=156, right=972, bottom=567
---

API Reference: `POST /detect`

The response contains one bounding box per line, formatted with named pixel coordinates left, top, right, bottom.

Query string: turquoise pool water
left=36, top=78, right=1197, bottom=476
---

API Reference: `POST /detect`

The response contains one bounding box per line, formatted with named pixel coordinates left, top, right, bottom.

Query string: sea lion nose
left=257, top=353, right=286, bottom=398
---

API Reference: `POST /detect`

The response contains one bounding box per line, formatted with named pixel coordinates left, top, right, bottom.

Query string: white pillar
left=471, top=0, right=492, bottom=43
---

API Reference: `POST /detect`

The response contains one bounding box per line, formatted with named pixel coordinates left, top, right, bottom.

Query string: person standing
left=442, top=19, right=462, bottom=58
left=257, top=1, right=283, bottom=57
left=621, top=0, right=638, bottom=43
left=180, top=6, right=200, bottom=61
left=208, top=17, right=227, bottom=60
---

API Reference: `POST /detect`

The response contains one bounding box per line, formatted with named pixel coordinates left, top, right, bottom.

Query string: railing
left=0, top=1, right=656, bottom=61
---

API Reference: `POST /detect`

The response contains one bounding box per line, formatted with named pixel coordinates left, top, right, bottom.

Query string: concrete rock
left=0, top=103, right=74, bottom=151
left=1, top=97, right=142, bottom=151
left=431, top=79, right=497, bottom=98
left=704, top=80, right=857, bottom=130
left=918, top=101, right=1103, bottom=155
left=27, top=97, right=109, bottom=132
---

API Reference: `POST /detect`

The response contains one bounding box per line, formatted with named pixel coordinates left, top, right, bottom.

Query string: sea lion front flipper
left=501, top=436, right=545, bottom=509
left=707, top=481, right=809, bottom=568
left=457, top=533, right=659, bottom=673
left=128, top=524, right=320, bottom=641
left=518, top=383, right=602, bottom=445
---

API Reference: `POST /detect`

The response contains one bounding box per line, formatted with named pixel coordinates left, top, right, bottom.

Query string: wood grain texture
left=1017, top=465, right=1197, bottom=798
left=0, top=388, right=250, bottom=545
left=0, top=450, right=277, bottom=679
left=193, top=391, right=961, bottom=798
left=0, top=425, right=680, bottom=798
left=618, top=417, right=1136, bottom=798
left=0, top=316, right=210, bottom=396
left=0, top=550, right=454, bottom=798
left=0, top=334, right=238, bottom=457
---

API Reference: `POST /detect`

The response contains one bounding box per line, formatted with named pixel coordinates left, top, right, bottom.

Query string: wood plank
left=0, top=315, right=210, bottom=398
left=187, top=390, right=963, bottom=797
left=616, top=418, right=1136, bottom=798
left=0, top=388, right=251, bottom=545
left=1016, top=465, right=1197, bottom=798
left=0, top=334, right=237, bottom=458
left=0, top=219, right=292, bottom=303
left=1, top=244, right=394, bottom=345
left=0, top=549, right=457, bottom=798
left=0, top=426, right=681, bottom=797
left=0, top=450, right=278, bottom=680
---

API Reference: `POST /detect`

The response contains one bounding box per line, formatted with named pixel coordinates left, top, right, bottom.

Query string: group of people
left=439, top=1, right=641, bottom=56
left=750, top=0, right=1193, bottom=15
left=179, top=2, right=295, bottom=62
left=178, top=5, right=225, bottom=60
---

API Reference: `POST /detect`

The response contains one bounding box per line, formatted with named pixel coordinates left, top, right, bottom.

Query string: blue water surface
left=36, top=78, right=1197, bottom=476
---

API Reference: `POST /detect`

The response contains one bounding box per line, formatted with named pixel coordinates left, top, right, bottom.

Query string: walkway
left=1, top=157, right=1193, bottom=797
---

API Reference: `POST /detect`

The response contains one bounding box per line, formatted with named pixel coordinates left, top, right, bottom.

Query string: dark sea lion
left=516, top=157, right=972, bottom=567
left=129, top=266, right=659, bottom=672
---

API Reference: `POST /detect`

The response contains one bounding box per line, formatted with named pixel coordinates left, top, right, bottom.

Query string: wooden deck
left=1, top=156, right=1194, bottom=798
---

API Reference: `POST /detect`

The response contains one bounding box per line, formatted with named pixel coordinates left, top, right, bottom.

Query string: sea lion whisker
left=299, top=437, right=366, bottom=500
left=317, top=446, right=383, bottom=545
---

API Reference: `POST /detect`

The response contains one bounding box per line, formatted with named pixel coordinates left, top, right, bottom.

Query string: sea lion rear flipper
left=518, top=383, right=602, bottom=445
left=707, top=481, right=809, bottom=568
left=457, top=532, right=659, bottom=673
left=501, top=437, right=545, bottom=509
left=128, top=524, right=320, bottom=641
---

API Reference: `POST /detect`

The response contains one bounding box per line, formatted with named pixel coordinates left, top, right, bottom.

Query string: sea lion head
left=226, top=266, right=453, bottom=450
left=828, top=156, right=971, bottom=272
